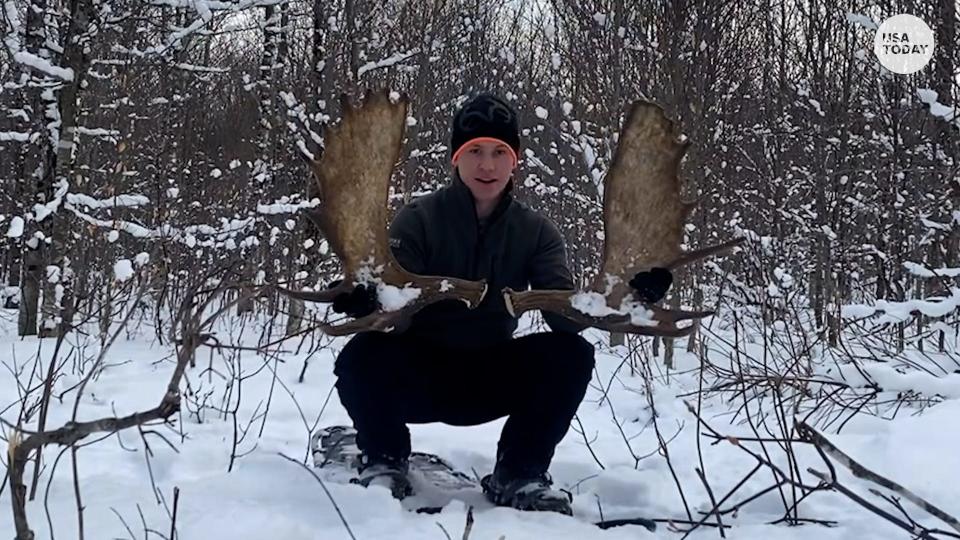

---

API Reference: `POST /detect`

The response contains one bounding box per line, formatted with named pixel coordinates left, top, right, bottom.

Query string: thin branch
left=277, top=453, right=357, bottom=540
left=694, top=467, right=725, bottom=538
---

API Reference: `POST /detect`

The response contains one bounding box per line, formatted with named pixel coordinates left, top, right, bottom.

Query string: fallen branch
left=8, top=386, right=185, bottom=538
left=798, top=421, right=960, bottom=535
left=807, top=468, right=947, bottom=540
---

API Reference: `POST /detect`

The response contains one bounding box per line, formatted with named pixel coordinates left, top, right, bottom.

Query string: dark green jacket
left=388, top=172, right=582, bottom=348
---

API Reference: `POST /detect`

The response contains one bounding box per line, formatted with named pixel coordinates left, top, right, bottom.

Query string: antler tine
left=501, top=101, right=741, bottom=336
left=279, top=88, right=487, bottom=335
left=665, top=237, right=745, bottom=271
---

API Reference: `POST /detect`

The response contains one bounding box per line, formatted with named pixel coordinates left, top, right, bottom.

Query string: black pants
left=334, top=331, right=595, bottom=478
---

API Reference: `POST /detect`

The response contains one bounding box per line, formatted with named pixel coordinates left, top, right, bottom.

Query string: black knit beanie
left=450, top=94, right=520, bottom=162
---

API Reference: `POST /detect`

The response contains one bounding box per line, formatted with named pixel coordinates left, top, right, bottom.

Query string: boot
left=481, top=466, right=572, bottom=515
left=353, top=453, right=413, bottom=500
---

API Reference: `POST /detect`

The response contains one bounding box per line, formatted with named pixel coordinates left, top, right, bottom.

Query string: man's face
left=455, top=141, right=517, bottom=204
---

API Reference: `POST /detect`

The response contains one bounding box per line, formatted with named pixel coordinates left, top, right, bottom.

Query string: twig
left=135, top=503, right=149, bottom=539
left=688, top=348, right=724, bottom=539
left=643, top=361, right=692, bottom=521
left=71, top=446, right=84, bottom=540
left=277, top=452, right=357, bottom=540
left=808, top=468, right=938, bottom=540
left=461, top=506, right=474, bottom=540
left=683, top=401, right=820, bottom=491
left=42, top=445, right=72, bottom=540
left=29, top=331, right=69, bottom=501
left=873, top=494, right=960, bottom=540
left=652, top=517, right=731, bottom=530
left=572, top=414, right=605, bottom=469
left=694, top=467, right=725, bottom=538
left=170, top=486, right=180, bottom=540
left=110, top=507, right=137, bottom=540
left=595, top=517, right=658, bottom=532
left=139, top=426, right=162, bottom=504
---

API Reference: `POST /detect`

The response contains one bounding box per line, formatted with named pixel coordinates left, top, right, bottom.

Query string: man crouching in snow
left=330, top=94, right=672, bottom=515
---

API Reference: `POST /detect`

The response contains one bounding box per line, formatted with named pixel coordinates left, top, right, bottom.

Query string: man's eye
left=470, top=147, right=481, bottom=154
left=495, top=149, right=506, bottom=155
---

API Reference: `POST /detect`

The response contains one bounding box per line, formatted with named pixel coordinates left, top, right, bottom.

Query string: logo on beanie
left=456, top=100, right=515, bottom=132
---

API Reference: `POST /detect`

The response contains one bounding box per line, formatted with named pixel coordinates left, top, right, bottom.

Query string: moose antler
left=281, top=89, right=487, bottom=335
left=503, top=101, right=742, bottom=337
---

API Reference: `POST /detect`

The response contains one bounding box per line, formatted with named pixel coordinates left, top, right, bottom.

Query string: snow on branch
left=68, top=202, right=233, bottom=241
left=408, top=142, right=447, bottom=160
left=357, top=48, right=421, bottom=77
left=845, top=12, right=878, bottom=30
left=0, top=131, right=32, bottom=142
left=3, top=0, right=22, bottom=52
left=33, top=198, right=62, bottom=222
left=523, top=148, right=556, bottom=176
left=66, top=193, right=150, bottom=210
left=13, top=51, right=75, bottom=81
left=67, top=205, right=160, bottom=238
left=116, top=0, right=286, bottom=58
left=917, top=89, right=959, bottom=126
left=257, top=198, right=319, bottom=215
left=921, top=217, right=952, bottom=231
left=147, top=0, right=244, bottom=8
left=903, top=261, right=960, bottom=278
left=75, top=126, right=121, bottom=142
left=278, top=90, right=323, bottom=160
left=820, top=359, right=960, bottom=399
left=174, top=62, right=231, bottom=73
left=841, top=287, right=960, bottom=322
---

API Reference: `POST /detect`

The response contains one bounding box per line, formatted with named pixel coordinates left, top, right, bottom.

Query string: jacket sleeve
left=528, top=218, right=588, bottom=334
left=388, top=204, right=428, bottom=275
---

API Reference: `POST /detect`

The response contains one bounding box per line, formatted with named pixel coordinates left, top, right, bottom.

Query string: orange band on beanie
left=451, top=137, right=519, bottom=167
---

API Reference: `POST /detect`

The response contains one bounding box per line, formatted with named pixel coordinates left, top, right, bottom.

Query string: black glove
left=327, top=279, right=379, bottom=318
left=628, top=267, right=673, bottom=303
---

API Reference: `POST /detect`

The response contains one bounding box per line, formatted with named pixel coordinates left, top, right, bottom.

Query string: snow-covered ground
left=2, top=307, right=959, bottom=539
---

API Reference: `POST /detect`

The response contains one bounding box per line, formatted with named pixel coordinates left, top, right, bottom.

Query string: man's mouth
left=474, top=178, right=498, bottom=184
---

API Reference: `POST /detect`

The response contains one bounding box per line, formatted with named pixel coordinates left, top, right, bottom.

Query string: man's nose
left=479, top=154, right=495, bottom=171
